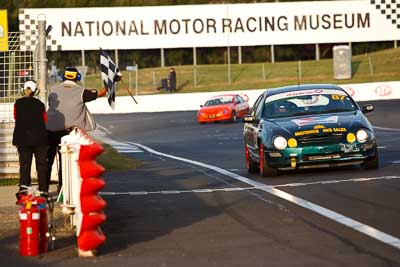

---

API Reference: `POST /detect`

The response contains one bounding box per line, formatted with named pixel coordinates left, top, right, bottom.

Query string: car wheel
left=245, top=146, right=258, bottom=173
left=259, top=144, right=278, bottom=177
left=362, top=149, right=379, bottom=170
left=231, top=111, right=237, bottom=122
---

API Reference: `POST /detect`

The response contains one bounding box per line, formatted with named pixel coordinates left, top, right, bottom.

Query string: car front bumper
left=198, top=113, right=231, bottom=122
left=264, top=140, right=377, bottom=170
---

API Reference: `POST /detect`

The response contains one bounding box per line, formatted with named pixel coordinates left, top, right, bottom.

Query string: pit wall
left=86, top=81, right=400, bottom=114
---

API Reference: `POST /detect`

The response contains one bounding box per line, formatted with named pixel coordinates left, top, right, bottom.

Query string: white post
left=114, top=49, right=119, bottom=66
left=81, top=50, right=85, bottom=66
left=161, top=48, right=165, bottom=68
left=227, top=46, right=231, bottom=85
left=193, top=67, right=197, bottom=88
left=135, top=64, right=138, bottom=96
left=238, top=46, right=242, bottom=64
left=315, top=44, right=320, bottom=61
left=270, top=45, right=275, bottom=64
left=37, top=16, right=48, bottom=104
left=152, top=71, right=156, bottom=90
left=193, top=47, right=197, bottom=66
left=193, top=47, right=197, bottom=88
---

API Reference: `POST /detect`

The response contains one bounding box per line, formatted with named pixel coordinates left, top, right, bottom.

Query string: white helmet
left=21, top=80, right=39, bottom=96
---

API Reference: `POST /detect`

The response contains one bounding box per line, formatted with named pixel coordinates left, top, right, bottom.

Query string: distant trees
left=1, top=0, right=395, bottom=72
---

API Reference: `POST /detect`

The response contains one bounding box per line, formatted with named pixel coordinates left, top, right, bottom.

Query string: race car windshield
left=204, top=96, right=233, bottom=106
left=263, top=90, right=357, bottom=119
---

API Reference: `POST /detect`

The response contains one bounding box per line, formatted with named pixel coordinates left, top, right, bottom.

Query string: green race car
left=243, top=84, right=379, bottom=177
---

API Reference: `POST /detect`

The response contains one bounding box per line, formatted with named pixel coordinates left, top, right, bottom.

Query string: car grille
left=298, top=134, right=344, bottom=146
left=304, top=154, right=341, bottom=161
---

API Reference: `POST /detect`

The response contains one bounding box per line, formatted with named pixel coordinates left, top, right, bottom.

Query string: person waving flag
left=100, top=48, right=122, bottom=109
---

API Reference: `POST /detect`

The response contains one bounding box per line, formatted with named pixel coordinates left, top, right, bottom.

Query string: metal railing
left=0, top=32, right=36, bottom=122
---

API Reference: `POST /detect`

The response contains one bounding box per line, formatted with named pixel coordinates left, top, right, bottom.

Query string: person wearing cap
left=13, top=80, right=48, bottom=199
left=46, top=66, right=106, bottom=191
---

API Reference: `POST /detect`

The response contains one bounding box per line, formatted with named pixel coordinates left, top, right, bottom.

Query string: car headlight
left=273, top=136, right=287, bottom=150
left=356, top=129, right=368, bottom=143
left=346, top=133, right=356, bottom=143
left=288, top=138, right=297, bottom=148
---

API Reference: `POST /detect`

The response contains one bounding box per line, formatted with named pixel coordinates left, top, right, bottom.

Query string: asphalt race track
left=8, top=100, right=397, bottom=266
left=75, top=99, right=397, bottom=266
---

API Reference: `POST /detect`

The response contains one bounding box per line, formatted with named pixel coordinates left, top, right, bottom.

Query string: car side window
left=234, top=96, right=240, bottom=104
left=255, top=97, right=265, bottom=119
left=236, top=95, right=244, bottom=104
left=250, top=94, right=264, bottom=117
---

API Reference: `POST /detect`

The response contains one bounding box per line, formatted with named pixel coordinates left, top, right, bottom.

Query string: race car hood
left=264, top=110, right=369, bottom=136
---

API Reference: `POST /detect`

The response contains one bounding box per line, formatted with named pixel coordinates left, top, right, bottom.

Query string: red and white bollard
left=60, top=128, right=107, bottom=257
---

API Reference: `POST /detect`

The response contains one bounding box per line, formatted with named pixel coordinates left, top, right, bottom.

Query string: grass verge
left=97, top=143, right=142, bottom=171
left=0, top=178, right=20, bottom=186
left=81, top=47, right=400, bottom=95
left=0, top=144, right=142, bottom=186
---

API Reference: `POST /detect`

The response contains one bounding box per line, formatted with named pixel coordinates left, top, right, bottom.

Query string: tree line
left=1, top=0, right=395, bottom=72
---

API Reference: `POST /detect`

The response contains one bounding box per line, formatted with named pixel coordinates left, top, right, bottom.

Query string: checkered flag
left=100, top=49, right=122, bottom=109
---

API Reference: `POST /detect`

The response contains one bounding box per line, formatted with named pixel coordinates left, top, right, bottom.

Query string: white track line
left=96, top=125, right=112, bottom=135
left=130, top=142, right=400, bottom=250
left=276, top=176, right=400, bottom=187
left=91, top=128, right=143, bottom=153
left=101, top=176, right=400, bottom=195
left=374, top=126, right=400, bottom=132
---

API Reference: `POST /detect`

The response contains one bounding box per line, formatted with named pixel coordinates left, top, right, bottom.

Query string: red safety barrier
left=59, top=128, right=107, bottom=257
left=77, top=142, right=107, bottom=255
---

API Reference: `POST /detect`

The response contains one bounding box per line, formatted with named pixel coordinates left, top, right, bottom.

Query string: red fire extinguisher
left=37, top=196, right=48, bottom=254
left=18, top=195, right=48, bottom=256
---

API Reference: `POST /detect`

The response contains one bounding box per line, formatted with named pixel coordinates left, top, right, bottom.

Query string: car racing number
left=331, top=94, right=346, bottom=101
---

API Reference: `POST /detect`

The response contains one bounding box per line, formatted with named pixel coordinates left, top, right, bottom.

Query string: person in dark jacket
left=46, top=66, right=106, bottom=191
left=13, top=80, right=48, bottom=199
left=168, top=67, right=176, bottom=92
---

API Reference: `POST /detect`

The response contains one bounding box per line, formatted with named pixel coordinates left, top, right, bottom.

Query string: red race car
left=197, top=94, right=250, bottom=123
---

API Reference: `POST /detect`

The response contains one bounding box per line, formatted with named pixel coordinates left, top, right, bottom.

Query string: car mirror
left=243, top=115, right=255, bottom=123
left=362, top=104, right=374, bottom=114
left=200, top=105, right=203, bottom=108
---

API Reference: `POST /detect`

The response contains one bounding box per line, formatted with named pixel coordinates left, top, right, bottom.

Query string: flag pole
left=99, top=48, right=137, bottom=105
left=120, top=80, right=138, bottom=104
